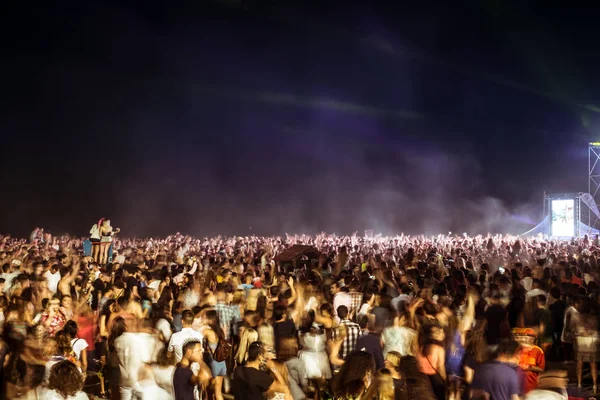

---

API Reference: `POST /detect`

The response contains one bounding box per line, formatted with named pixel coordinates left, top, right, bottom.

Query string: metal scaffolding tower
left=588, top=142, right=600, bottom=231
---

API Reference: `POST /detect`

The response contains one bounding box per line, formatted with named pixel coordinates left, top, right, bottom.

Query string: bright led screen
left=551, top=199, right=575, bottom=237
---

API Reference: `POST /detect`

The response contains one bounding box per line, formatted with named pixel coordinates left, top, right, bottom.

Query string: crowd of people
left=1, top=225, right=600, bottom=399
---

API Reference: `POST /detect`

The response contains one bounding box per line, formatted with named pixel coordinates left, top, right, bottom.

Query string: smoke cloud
left=3, top=4, right=579, bottom=239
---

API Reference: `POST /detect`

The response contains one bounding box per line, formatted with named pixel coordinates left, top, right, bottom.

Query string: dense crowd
left=1, top=222, right=600, bottom=400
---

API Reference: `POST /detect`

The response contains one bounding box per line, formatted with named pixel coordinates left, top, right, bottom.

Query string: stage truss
left=589, top=142, right=600, bottom=232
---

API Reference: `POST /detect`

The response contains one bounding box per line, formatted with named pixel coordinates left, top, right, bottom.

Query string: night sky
left=3, top=1, right=600, bottom=238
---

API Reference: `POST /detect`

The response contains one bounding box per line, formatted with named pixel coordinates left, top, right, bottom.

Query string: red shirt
left=518, top=345, right=545, bottom=393
left=562, top=276, right=583, bottom=287
left=77, top=315, right=96, bottom=351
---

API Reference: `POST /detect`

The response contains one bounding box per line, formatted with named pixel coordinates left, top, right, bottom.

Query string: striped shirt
left=333, top=319, right=361, bottom=360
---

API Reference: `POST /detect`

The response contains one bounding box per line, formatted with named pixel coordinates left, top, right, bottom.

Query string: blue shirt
left=472, top=360, right=520, bottom=400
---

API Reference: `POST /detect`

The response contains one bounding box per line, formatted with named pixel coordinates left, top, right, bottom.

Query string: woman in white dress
left=298, top=325, right=332, bottom=381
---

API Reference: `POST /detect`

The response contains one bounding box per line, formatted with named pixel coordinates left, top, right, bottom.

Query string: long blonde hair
left=363, top=371, right=395, bottom=400
left=235, top=328, right=259, bottom=365
left=385, top=351, right=401, bottom=371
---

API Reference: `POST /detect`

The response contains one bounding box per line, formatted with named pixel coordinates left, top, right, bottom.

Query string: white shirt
left=115, top=332, right=162, bottom=387
left=137, top=379, right=172, bottom=400
left=71, top=338, right=89, bottom=359
left=45, top=270, right=61, bottom=294
left=561, top=306, right=579, bottom=343
left=156, top=318, right=172, bottom=342
left=391, top=294, right=412, bottom=313
left=89, top=224, right=100, bottom=240
left=525, top=289, right=547, bottom=303
left=357, top=303, right=371, bottom=319
left=167, top=327, right=203, bottom=362
left=333, top=292, right=352, bottom=323
left=45, top=389, right=89, bottom=400
left=148, top=280, right=161, bottom=291
left=2, top=271, right=19, bottom=294
left=525, top=389, right=567, bottom=400
left=151, top=365, right=175, bottom=397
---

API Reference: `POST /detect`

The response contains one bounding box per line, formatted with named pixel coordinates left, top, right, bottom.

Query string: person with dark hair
left=416, top=323, right=446, bottom=400
left=561, top=295, right=582, bottom=362
left=332, top=350, right=376, bottom=399
left=357, top=291, right=375, bottom=319
left=214, top=284, right=240, bottom=341
left=484, top=294, right=506, bottom=353
left=47, top=360, right=88, bottom=399
left=104, top=316, right=126, bottom=400
left=64, top=320, right=89, bottom=373
left=548, top=287, right=566, bottom=360
left=534, top=295, right=553, bottom=354
left=391, top=284, right=413, bottom=314
left=232, top=341, right=291, bottom=400
left=201, top=309, right=227, bottom=400
left=272, top=304, right=296, bottom=359
left=333, top=305, right=361, bottom=360
left=331, top=281, right=352, bottom=323
left=471, top=339, right=521, bottom=400
left=41, top=297, right=67, bottom=337
left=167, top=310, right=204, bottom=362
left=371, top=294, right=393, bottom=328
left=173, top=340, right=211, bottom=400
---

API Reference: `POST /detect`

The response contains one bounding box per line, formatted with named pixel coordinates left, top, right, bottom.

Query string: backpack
left=206, top=337, right=232, bottom=362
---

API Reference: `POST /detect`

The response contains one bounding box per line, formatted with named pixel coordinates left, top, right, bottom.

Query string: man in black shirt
left=485, top=294, right=506, bottom=350
left=173, top=341, right=211, bottom=400
left=548, top=287, right=566, bottom=360
left=232, top=341, right=290, bottom=400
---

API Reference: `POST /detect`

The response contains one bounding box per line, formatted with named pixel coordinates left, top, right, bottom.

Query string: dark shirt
left=535, top=307, right=553, bottom=344
left=92, top=279, right=106, bottom=310
left=549, top=299, right=566, bottom=334
left=355, top=332, right=384, bottom=370
left=274, top=318, right=297, bottom=353
left=393, top=377, right=406, bottom=400
left=125, top=276, right=138, bottom=291
left=475, top=298, right=487, bottom=320
left=399, top=356, right=436, bottom=400
left=472, top=360, right=519, bottom=400
left=173, top=365, right=195, bottom=400
left=232, top=365, right=274, bottom=400
left=485, top=304, right=506, bottom=345
left=274, top=319, right=296, bottom=340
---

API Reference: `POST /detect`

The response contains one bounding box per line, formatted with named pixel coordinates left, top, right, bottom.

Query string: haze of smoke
left=100, top=8, right=543, bottom=238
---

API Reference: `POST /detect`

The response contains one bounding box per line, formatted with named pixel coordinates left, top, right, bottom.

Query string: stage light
left=590, top=142, right=600, bottom=146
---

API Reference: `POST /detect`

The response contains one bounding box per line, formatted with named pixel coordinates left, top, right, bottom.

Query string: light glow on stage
left=551, top=199, right=575, bottom=237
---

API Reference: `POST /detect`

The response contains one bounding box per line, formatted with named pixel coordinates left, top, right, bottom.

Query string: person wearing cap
left=512, top=328, right=545, bottom=394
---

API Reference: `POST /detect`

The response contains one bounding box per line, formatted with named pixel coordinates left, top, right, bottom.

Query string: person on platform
left=98, top=219, right=120, bottom=265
